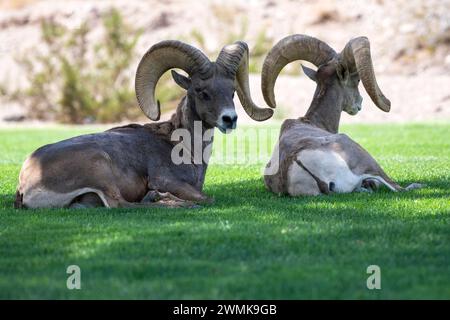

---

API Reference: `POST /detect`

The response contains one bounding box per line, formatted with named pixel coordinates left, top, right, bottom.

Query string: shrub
left=7, top=8, right=146, bottom=123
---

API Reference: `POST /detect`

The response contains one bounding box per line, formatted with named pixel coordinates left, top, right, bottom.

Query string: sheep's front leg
left=120, top=201, right=198, bottom=209
left=354, top=178, right=379, bottom=192
left=141, top=190, right=163, bottom=203
left=96, top=190, right=198, bottom=209
left=354, top=186, right=373, bottom=193
left=166, top=182, right=214, bottom=204
left=148, top=175, right=214, bottom=204
left=140, top=190, right=200, bottom=208
left=118, top=196, right=198, bottom=209
left=146, top=162, right=214, bottom=205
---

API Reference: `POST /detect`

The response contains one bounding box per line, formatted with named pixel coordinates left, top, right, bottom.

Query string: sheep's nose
left=221, top=112, right=238, bottom=129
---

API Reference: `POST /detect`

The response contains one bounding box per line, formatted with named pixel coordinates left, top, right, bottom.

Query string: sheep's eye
left=198, top=91, right=211, bottom=101
left=350, top=74, right=360, bottom=84
left=232, top=92, right=235, bottom=99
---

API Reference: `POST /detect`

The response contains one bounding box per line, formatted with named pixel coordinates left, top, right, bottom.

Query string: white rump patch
left=287, top=159, right=320, bottom=196
left=287, top=149, right=400, bottom=196
left=297, top=149, right=361, bottom=193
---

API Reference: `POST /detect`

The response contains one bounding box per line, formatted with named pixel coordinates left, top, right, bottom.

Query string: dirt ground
left=0, top=0, right=449, bottom=124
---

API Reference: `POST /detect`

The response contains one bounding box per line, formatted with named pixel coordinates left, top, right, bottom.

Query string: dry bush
left=4, top=8, right=148, bottom=123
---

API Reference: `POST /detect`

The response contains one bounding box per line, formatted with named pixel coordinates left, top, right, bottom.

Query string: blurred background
left=0, top=0, right=449, bottom=126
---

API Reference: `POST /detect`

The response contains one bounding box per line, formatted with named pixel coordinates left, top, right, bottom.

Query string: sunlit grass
left=0, top=123, right=449, bottom=299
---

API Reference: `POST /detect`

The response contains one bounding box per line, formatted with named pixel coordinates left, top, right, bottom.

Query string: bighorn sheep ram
left=263, top=35, right=422, bottom=196
left=15, top=40, right=273, bottom=209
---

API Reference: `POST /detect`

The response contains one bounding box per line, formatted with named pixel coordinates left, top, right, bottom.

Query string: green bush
left=8, top=9, right=146, bottom=123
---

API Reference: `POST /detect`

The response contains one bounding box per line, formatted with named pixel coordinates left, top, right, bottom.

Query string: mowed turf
left=0, top=123, right=449, bottom=299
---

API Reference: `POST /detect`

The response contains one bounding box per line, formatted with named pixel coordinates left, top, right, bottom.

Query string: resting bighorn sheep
left=15, top=40, right=273, bottom=209
left=262, top=35, right=421, bottom=196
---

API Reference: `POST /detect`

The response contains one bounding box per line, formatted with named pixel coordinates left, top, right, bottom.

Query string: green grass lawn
left=0, top=123, right=449, bottom=299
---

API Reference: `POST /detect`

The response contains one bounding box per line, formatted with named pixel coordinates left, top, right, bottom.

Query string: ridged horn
left=217, top=41, right=273, bottom=121
left=339, top=36, right=391, bottom=112
left=135, top=40, right=212, bottom=120
left=261, top=34, right=337, bottom=108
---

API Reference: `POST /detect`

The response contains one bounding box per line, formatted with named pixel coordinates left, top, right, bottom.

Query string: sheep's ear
left=301, top=65, right=317, bottom=82
left=171, top=70, right=191, bottom=90
left=336, top=64, right=349, bottom=83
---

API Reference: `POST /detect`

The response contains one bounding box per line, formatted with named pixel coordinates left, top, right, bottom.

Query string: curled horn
left=339, top=37, right=391, bottom=112
left=216, top=41, right=273, bottom=121
left=135, top=40, right=212, bottom=121
left=261, top=34, right=337, bottom=108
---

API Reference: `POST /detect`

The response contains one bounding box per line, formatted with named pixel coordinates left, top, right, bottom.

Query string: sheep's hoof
left=405, top=183, right=425, bottom=191
left=362, top=179, right=379, bottom=191
left=141, top=190, right=161, bottom=203
left=355, top=187, right=373, bottom=193
left=162, top=199, right=199, bottom=208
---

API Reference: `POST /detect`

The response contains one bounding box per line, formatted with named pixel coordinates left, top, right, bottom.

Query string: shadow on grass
left=1, top=174, right=448, bottom=212
left=0, top=175, right=448, bottom=299
left=204, top=176, right=450, bottom=213
left=0, top=195, right=448, bottom=299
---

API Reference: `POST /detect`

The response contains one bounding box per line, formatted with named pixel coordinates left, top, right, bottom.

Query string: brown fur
left=265, top=62, right=407, bottom=195
left=16, top=65, right=240, bottom=208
